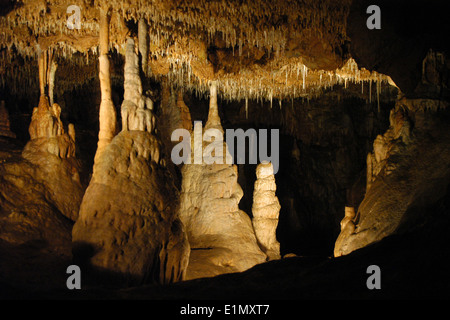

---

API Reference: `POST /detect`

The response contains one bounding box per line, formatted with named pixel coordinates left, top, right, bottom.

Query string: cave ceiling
left=0, top=0, right=395, bottom=101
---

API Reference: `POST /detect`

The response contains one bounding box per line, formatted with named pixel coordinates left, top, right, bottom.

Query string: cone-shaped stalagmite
left=178, top=82, right=267, bottom=280
left=138, top=18, right=149, bottom=76
left=72, top=37, right=189, bottom=285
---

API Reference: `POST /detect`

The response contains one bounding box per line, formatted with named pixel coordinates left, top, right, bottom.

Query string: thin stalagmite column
left=38, top=48, right=55, bottom=101
left=138, top=18, right=149, bottom=76
left=95, top=6, right=117, bottom=162
left=49, top=60, right=57, bottom=105
left=38, top=50, right=46, bottom=96
left=205, top=81, right=222, bottom=131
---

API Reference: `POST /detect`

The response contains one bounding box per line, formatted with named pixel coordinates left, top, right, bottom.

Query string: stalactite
left=38, top=50, right=46, bottom=96
left=245, top=97, right=248, bottom=119
left=377, top=74, right=381, bottom=113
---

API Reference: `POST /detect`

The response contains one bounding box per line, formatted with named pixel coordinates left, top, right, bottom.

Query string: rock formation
left=178, top=81, right=267, bottom=280
left=334, top=97, right=450, bottom=257
left=252, top=161, right=281, bottom=260
left=72, top=37, right=189, bottom=285
left=0, top=90, right=83, bottom=261
left=26, top=96, right=76, bottom=159
left=0, top=100, right=16, bottom=138
left=94, top=6, right=117, bottom=162
left=365, top=99, right=413, bottom=191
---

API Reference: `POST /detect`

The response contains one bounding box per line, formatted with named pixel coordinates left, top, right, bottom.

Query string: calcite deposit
left=252, top=161, right=281, bottom=260
left=0, top=93, right=83, bottom=255
left=334, top=98, right=450, bottom=257
left=178, top=82, right=267, bottom=280
left=72, top=37, right=189, bottom=285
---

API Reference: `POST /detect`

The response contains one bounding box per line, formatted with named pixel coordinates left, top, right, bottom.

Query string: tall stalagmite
left=252, top=161, right=281, bottom=260
left=72, top=37, right=190, bottom=285
left=94, top=7, right=117, bottom=162
left=178, top=81, right=267, bottom=280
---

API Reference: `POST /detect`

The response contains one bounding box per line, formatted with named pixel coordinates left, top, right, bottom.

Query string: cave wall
left=348, top=0, right=450, bottom=100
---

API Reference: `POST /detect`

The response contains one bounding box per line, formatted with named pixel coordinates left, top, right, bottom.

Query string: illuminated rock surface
left=334, top=98, right=450, bottom=257
left=0, top=0, right=450, bottom=300
left=252, top=161, right=281, bottom=260
left=178, top=83, right=267, bottom=280
left=0, top=95, right=83, bottom=257
left=72, top=38, right=189, bottom=285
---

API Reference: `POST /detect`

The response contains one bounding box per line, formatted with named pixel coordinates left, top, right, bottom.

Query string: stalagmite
left=26, top=96, right=76, bottom=159
left=333, top=207, right=356, bottom=257
left=138, top=18, right=149, bottom=76
left=252, top=161, right=281, bottom=260
left=38, top=50, right=47, bottom=97
left=48, top=60, right=57, bottom=105
left=94, top=7, right=117, bottom=163
left=121, top=37, right=155, bottom=133
left=205, top=80, right=222, bottom=131
left=178, top=82, right=266, bottom=280
left=72, top=36, right=189, bottom=286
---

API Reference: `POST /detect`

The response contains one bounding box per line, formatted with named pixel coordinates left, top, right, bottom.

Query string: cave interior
left=1, top=0, right=450, bottom=300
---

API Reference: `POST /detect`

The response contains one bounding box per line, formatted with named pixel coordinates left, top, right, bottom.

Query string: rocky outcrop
left=252, top=161, right=281, bottom=260
left=72, top=38, right=189, bottom=285
left=334, top=97, right=450, bottom=256
left=178, top=82, right=267, bottom=280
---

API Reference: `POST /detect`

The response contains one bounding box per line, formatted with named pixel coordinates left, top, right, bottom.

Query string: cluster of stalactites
left=117, top=0, right=350, bottom=55
left=155, top=57, right=394, bottom=108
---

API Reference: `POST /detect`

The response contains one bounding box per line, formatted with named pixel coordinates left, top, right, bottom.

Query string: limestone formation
left=0, top=91, right=83, bottom=252
left=366, top=100, right=413, bottom=191
left=0, top=100, right=16, bottom=138
left=121, top=38, right=156, bottom=133
left=333, top=207, right=356, bottom=257
left=138, top=18, right=149, bottom=76
left=252, top=161, right=281, bottom=260
left=72, top=38, right=189, bottom=285
left=27, top=96, right=76, bottom=159
left=94, top=7, right=117, bottom=162
left=178, top=82, right=267, bottom=280
left=334, top=98, right=450, bottom=257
